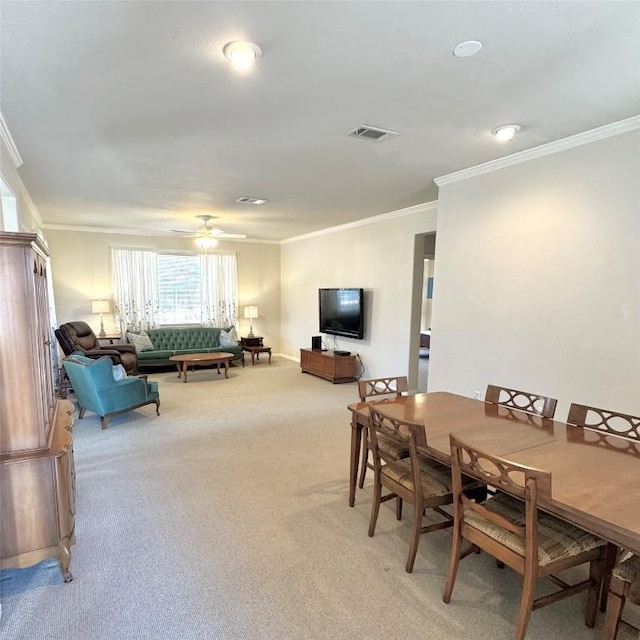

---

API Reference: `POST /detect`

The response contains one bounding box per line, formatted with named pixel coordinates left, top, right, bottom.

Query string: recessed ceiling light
left=492, top=124, right=522, bottom=142
left=223, top=41, right=262, bottom=70
left=453, top=40, right=483, bottom=58
left=237, top=196, right=269, bottom=205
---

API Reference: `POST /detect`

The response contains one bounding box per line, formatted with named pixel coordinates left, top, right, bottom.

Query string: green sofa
left=129, top=327, right=245, bottom=370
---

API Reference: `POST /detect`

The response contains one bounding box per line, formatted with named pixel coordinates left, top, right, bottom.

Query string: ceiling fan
left=171, top=215, right=247, bottom=248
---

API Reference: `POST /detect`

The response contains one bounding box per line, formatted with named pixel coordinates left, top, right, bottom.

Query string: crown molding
left=281, top=200, right=438, bottom=244
left=434, top=115, right=640, bottom=187
left=0, top=111, right=23, bottom=168
left=41, top=223, right=279, bottom=244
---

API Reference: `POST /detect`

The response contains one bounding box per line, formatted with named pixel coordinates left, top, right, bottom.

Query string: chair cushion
left=465, top=493, right=606, bottom=567
left=612, top=554, right=640, bottom=584
left=382, top=457, right=452, bottom=497
left=377, top=434, right=409, bottom=461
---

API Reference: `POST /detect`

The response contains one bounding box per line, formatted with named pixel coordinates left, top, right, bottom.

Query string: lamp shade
left=244, top=305, right=259, bottom=320
left=91, top=300, right=110, bottom=314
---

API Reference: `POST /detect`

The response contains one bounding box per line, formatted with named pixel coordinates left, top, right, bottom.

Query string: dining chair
left=602, top=554, right=640, bottom=640
left=566, top=402, right=640, bottom=610
left=443, top=433, right=607, bottom=640
left=367, top=407, right=480, bottom=573
left=357, top=376, right=409, bottom=489
left=566, top=403, right=640, bottom=442
left=485, top=384, right=557, bottom=418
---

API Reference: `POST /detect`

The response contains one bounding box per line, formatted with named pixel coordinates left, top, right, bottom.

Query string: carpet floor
left=0, top=359, right=631, bottom=639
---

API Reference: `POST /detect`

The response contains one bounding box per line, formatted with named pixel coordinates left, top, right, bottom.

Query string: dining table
left=348, top=391, right=640, bottom=555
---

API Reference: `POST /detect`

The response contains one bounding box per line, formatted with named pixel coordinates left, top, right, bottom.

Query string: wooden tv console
left=300, top=348, right=356, bottom=384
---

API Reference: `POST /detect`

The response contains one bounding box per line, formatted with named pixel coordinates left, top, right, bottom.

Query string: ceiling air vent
left=237, top=196, right=269, bottom=205
left=347, top=124, right=399, bottom=142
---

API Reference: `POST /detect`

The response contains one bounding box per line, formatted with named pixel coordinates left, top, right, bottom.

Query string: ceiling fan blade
left=215, top=233, right=247, bottom=239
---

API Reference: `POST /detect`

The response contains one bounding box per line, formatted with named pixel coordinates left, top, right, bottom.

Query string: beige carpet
left=0, top=359, right=627, bottom=639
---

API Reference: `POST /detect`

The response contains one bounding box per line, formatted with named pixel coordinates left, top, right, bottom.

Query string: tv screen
left=319, top=288, right=364, bottom=340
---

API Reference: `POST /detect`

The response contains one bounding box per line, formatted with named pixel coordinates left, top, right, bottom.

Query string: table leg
left=349, top=415, right=363, bottom=507
left=223, top=360, right=229, bottom=378
left=268, top=350, right=271, bottom=364
left=176, top=363, right=182, bottom=379
left=182, top=362, right=188, bottom=383
left=251, top=351, right=256, bottom=365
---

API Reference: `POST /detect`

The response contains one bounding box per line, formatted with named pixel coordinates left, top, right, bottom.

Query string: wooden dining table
left=348, top=391, right=640, bottom=555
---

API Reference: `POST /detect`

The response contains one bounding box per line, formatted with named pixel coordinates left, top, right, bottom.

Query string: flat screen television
left=318, top=288, right=364, bottom=340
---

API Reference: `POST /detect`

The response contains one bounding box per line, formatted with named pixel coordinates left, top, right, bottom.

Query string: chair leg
left=586, top=554, right=604, bottom=628
left=368, top=471, right=382, bottom=537
left=155, top=400, right=161, bottom=416
left=101, top=415, right=111, bottom=430
left=78, top=407, right=86, bottom=419
left=358, top=430, right=369, bottom=489
left=514, top=567, right=537, bottom=640
left=406, top=502, right=422, bottom=573
left=602, top=589, right=625, bottom=640
left=396, top=497, right=403, bottom=521
left=443, top=523, right=462, bottom=603
left=601, top=543, right=620, bottom=612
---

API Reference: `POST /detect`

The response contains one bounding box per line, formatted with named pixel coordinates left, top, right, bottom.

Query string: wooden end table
left=169, top=352, right=235, bottom=383
left=240, top=336, right=272, bottom=365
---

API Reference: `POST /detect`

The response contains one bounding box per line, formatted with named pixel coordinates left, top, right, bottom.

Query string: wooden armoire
left=0, top=231, right=75, bottom=581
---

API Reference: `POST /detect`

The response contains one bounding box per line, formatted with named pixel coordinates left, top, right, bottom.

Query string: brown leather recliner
left=55, top=321, right=138, bottom=375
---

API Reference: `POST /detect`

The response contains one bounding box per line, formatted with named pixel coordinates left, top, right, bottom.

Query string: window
left=157, top=254, right=201, bottom=325
left=111, top=248, right=238, bottom=331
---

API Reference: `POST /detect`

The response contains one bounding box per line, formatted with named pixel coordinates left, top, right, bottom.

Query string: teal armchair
left=63, top=354, right=160, bottom=429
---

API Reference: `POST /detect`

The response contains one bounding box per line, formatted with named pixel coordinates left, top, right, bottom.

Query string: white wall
left=280, top=204, right=438, bottom=380
left=44, top=230, right=282, bottom=350
left=0, top=134, right=42, bottom=233
left=430, top=129, right=640, bottom=417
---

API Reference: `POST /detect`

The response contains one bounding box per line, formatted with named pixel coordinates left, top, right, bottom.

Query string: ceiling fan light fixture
left=223, top=41, right=262, bottom=70
left=492, top=124, right=522, bottom=142
left=194, top=235, right=218, bottom=249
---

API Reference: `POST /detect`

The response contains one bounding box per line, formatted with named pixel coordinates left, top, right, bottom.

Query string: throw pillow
left=219, top=327, right=239, bottom=347
left=126, top=330, right=155, bottom=353
left=112, top=364, right=127, bottom=381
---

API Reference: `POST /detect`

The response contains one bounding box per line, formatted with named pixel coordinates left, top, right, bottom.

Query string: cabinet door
left=0, top=236, right=54, bottom=453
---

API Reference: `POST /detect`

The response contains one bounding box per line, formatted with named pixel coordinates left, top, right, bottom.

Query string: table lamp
left=91, top=299, right=110, bottom=338
left=244, top=305, right=259, bottom=338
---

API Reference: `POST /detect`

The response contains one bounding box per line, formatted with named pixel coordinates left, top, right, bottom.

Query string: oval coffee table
left=169, top=352, right=235, bottom=383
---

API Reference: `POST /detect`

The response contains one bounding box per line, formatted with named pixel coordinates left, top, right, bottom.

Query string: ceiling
left=1, top=1, right=639, bottom=242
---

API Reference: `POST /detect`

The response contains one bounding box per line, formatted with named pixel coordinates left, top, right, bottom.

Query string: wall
left=280, top=204, right=438, bottom=380
left=429, top=129, right=640, bottom=417
left=44, top=230, right=282, bottom=350
left=0, top=134, right=42, bottom=233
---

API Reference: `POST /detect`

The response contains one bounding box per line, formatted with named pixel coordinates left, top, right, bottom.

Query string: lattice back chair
left=602, top=554, right=640, bottom=640
left=357, top=376, right=409, bottom=489
left=367, top=407, right=480, bottom=573
left=485, top=384, right=557, bottom=418
left=443, top=434, right=607, bottom=640
left=567, top=402, right=640, bottom=611
left=567, top=403, right=640, bottom=442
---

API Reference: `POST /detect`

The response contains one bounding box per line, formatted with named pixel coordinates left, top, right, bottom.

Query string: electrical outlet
left=473, top=390, right=482, bottom=400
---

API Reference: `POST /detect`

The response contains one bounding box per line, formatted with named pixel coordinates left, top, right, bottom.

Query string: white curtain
left=200, top=253, right=238, bottom=327
left=111, top=248, right=160, bottom=333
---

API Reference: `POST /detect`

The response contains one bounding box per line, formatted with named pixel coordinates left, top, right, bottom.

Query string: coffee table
left=169, top=352, right=235, bottom=383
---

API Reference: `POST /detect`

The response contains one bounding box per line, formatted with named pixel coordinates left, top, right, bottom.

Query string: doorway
left=409, top=233, right=436, bottom=393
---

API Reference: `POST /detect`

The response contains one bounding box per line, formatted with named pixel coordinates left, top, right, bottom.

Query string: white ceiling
left=1, top=1, right=639, bottom=242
